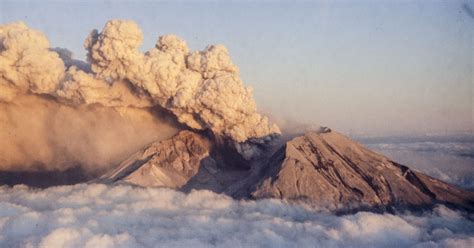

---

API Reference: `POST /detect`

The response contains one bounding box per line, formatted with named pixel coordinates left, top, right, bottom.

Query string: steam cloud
left=0, top=184, right=473, bottom=247
left=0, top=20, right=280, bottom=172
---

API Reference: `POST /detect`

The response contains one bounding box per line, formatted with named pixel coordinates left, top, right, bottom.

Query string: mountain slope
left=97, top=130, right=252, bottom=192
left=98, top=129, right=474, bottom=212
left=98, top=131, right=213, bottom=188
left=251, top=130, right=474, bottom=211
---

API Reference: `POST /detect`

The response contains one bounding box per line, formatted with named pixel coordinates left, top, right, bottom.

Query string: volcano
left=1, top=19, right=471, bottom=214
left=98, top=128, right=474, bottom=212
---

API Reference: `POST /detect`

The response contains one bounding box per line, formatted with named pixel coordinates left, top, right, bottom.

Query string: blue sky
left=0, top=0, right=472, bottom=136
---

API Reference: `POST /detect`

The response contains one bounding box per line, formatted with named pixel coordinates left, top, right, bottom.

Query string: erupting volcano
left=1, top=20, right=472, bottom=212
left=0, top=14, right=473, bottom=247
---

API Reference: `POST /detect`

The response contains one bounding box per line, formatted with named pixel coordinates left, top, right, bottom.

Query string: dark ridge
left=0, top=166, right=91, bottom=188
left=202, top=129, right=251, bottom=169
left=458, top=153, right=474, bottom=158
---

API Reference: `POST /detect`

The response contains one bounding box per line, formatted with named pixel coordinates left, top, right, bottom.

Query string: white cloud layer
left=368, top=141, right=474, bottom=157
left=0, top=184, right=473, bottom=248
left=366, top=141, right=474, bottom=189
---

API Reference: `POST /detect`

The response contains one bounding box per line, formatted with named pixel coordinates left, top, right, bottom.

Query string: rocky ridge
left=98, top=129, right=474, bottom=212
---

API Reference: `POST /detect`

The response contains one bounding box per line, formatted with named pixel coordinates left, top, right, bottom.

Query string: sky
left=0, top=0, right=472, bottom=137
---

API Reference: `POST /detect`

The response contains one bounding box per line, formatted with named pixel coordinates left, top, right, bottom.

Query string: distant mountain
left=98, top=129, right=474, bottom=212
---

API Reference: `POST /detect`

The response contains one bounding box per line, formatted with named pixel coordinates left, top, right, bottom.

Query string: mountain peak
left=97, top=130, right=212, bottom=188
left=252, top=130, right=474, bottom=211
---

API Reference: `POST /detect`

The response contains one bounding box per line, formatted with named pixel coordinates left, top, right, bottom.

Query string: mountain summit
left=251, top=130, right=474, bottom=211
left=99, top=129, right=474, bottom=212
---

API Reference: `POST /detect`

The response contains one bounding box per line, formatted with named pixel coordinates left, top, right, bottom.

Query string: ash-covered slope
left=99, top=129, right=474, bottom=212
left=251, top=129, right=474, bottom=211
left=97, top=130, right=252, bottom=192
left=97, top=131, right=212, bottom=188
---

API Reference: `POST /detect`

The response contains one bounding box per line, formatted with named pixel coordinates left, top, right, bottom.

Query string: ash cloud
left=0, top=20, right=280, bottom=172
left=0, top=95, right=178, bottom=174
left=0, top=20, right=280, bottom=140
left=0, top=22, right=65, bottom=102
left=0, top=184, right=473, bottom=247
left=81, top=20, right=280, bottom=147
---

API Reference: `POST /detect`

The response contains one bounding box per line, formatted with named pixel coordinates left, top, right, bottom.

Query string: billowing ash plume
left=80, top=20, right=280, bottom=143
left=0, top=20, right=280, bottom=171
left=0, top=22, right=65, bottom=101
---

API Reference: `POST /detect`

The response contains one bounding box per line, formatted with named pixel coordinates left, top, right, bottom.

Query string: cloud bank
left=0, top=184, right=473, bottom=248
left=366, top=140, right=474, bottom=189
left=368, top=141, right=474, bottom=157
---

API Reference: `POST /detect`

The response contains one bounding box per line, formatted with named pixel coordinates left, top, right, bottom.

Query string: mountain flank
left=98, top=129, right=474, bottom=212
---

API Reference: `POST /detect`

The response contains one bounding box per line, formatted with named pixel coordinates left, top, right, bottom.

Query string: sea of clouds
left=0, top=183, right=473, bottom=248
left=364, top=138, right=474, bottom=190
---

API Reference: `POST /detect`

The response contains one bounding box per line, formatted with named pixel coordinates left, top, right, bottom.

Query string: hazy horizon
left=1, top=0, right=472, bottom=137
